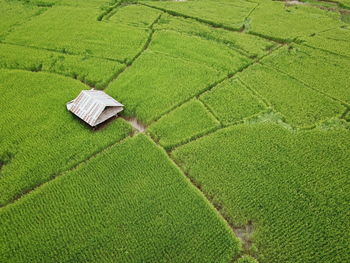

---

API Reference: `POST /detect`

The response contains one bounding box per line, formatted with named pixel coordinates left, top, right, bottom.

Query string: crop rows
left=107, top=50, right=225, bottom=124
left=262, top=44, right=350, bottom=103
left=0, top=0, right=44, bottom=38
left=13, top=0, right=120, bottom=9
left=3, top=6, right=149, bottom=63
left=0, top=134, right=240, bottom=262
left=300, top=26, right=350, bottom=57
left=108, top=4, right=162, bottom=28
left=237, top=63, right=344, bottom=127
left=141, top=0, right=257, bottom=30
left=148, top=99, right=220, bottom=150
left=149, top=30, right=252, bottom=74
left=153, top=13, right=277, bottom=59
left=247, top=1, right=343, bottom=41
left=200, top=78, right=266, bottom=125
left=0, top=0, right=349, bottom=262
left=0, top=43, right=125, bottom=88
left=172, top=122, right=350, bottom=263
left=107, top=26, right=256, bottom=124
left=0, top=69, right=132, bottom=206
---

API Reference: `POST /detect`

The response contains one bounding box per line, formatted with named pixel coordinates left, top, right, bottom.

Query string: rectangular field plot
left=0, top=43, right=125, bottom=88
left=154, top=14, right=276, bottom=58
left=0, top=69, right=132, bottom=206
left=249, top=1, right=343, bottom=41
left=149, top=30, right=252, bottom=73
left=263, top=44, right=350, bottom=103
left=4, top=6, right=149, bottom=62
left=300, top=27, right=350, bottom=57
left=12, top=0, right=115, bottom=8
left=0, top=0, right=44, bottom=37
left=107, top=51, right=225, bottom=124
left=172, top=122, right=350, bottom=263
left=142, top=0, right=257, bottom=30
left=200, top=78, right=266, bottom=125
left=108, top=4, right=161, bottom=28
left=0, top=134, right=239, bottom=262
left=238, top=64, right=344, bottom=127
left=53, top=0, right=118, bottom=8
left=148, top=99, right=220, bottom=150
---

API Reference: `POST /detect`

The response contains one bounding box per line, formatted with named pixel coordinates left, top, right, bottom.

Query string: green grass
left=154, top=14, right=276, bottom=58
left=238, top=64, right=344, bottom=127
left=0, top=0, right=45, bottom=38
left=14, top=0, right=118, bottom=8
left=0, top=134, right=240, bottom=262
left=1, top=0, right=349, bottom=262
left=142, top=0, right=257, bottom=30
left=107, top=51, right=225, bottom=124
left=149, top=30, right=252, bottom=73
left=108, top=4, right=161, bottom=27
left=200, top=78, right=266, bottom=125
left=3, top=6, right=149, bottom=62
left=0, top=43, right=125, bottom=88
left=172, top=122, right=350, bottom=263
left=107, top=30, right=253, bottom=124
left=263, top=44, right=350, bottom=103
left=249, top=1, right=344, bottom=41
left=148, top=99, right=220, bottom=150
left=236, top=255, right=259, bottom=263
left=0, top=69, right=132, bottom=206
left=299, top=26, right=350, bottom=57
left=326, top=0, right=350, bottom=8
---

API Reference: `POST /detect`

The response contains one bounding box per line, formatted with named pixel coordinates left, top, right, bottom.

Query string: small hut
left=66, top=89, right=123, bottom=126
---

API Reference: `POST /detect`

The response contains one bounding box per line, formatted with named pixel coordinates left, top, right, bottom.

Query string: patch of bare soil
left=234, top=221, right=254, bottom=252
left=285, top=0, right=306, bottom=6
left=123, top=117, right=146, bottom=133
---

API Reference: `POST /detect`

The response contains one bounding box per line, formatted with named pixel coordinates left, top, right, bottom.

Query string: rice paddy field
left=0, top=0, right=349, bottom=262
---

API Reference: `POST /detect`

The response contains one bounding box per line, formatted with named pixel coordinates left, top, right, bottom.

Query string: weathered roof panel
left=83, top=90, right=124, bottom=107
left=66, top=89, right=123, bottom=126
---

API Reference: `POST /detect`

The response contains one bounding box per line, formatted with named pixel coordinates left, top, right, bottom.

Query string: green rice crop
left=0, top=134, right=240, bottom=262
left=142, top=0, right=257, bottom=30
left=154, top=14, right=276, bottom=58
left=108, top=4, right=161, bottom=27
left=236, top=255, right=259, bottom=263
left=57, top=0, right=119, bottom=8
left=263, top=44, right=350, bottom=103
left=107, top=30, right=252, bottom=124
left=107, top=51, right=225, bottom=124
left=0, top=43, right=125, bottom=88
left=172, top=122, right=350, bottom=263
left=249, top=1, right=343, bottom=41
left=1, top=0, right=349, bottom=262
left=0, top=69, right=132, bottom=205
left=149, top=30, right=252, bottom=73
left=14, top=0, right=118, bottom=8
left=300, top=27, right=350, bottom=57
left=4, top=6, right=149, bottom=62
left=148, top=99, right=220, bottom=150
left=0, top=0, right=44, bottom=38
left=238, top=64, right=344, bottom=127
left=200, top=78, right=266, bottom=125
